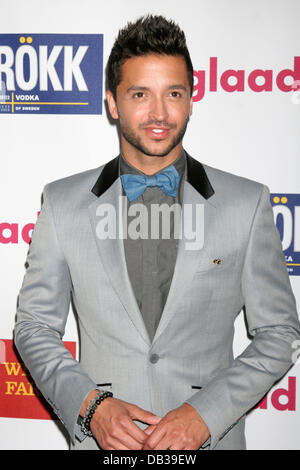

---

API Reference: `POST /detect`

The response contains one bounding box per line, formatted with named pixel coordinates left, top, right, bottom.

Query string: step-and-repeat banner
left=1, top=0, right=299, bottom=449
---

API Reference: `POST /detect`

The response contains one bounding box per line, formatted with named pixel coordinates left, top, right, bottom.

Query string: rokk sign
left=271, top=194, right=300, bottom=276
left=0, top=34, right=103, bottom=114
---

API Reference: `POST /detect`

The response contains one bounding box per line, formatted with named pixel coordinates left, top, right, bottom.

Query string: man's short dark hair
left=106, top=14, right=194, bottom=99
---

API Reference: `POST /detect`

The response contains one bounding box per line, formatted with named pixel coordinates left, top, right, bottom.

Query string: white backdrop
left=0, top=0, right=299, bottom=450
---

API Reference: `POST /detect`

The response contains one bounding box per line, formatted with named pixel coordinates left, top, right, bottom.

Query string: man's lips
left=144, top=127, right=171, bottom=139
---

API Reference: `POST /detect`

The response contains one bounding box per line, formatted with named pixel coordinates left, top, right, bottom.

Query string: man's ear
left=106, top=90, right=119, bottom=120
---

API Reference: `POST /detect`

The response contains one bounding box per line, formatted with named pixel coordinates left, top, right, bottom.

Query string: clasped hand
left=142, top=403, right=210, bottom=450
left=89, top=396, right=210, bottom=450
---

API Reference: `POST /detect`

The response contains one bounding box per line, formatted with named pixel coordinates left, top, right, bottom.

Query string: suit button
left=150, top=354, right=159, bottom=364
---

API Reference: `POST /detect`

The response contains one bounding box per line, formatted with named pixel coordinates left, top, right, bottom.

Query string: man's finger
left=129, top=404, right=162, bottom=425
left=102, top=437, right=131, bottom=451
left=144, top=424, right=157, bottom=436
left=143, top=423, right=167, bottom=449
left=121, top=416, right=152, bottom=444
left=150, top=436, right=173, bottom=450
left=115, top=428, right=146, bottom=450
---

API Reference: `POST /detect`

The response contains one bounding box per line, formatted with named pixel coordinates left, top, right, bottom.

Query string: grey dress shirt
left=119, top=151, right=186, bottom=342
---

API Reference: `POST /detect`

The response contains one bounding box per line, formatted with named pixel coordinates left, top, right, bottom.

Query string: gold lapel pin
left=213, top=258, right=222, bottom=265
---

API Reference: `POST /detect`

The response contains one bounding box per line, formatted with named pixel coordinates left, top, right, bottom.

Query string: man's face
left=107, top=54, right=193, bottom=159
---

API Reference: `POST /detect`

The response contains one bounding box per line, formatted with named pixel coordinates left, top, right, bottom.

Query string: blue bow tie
left=120, top=165, right=180, bottom=202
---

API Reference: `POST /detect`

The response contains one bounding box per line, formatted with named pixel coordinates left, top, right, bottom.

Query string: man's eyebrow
left=126, top=84, right=188, bottom=93
left=168, top=84, right=188, bottom=91
left=126, top=86, right=149, bottom=93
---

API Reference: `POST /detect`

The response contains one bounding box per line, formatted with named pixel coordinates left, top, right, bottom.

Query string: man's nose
left=148, top=96, right=169, bottom=123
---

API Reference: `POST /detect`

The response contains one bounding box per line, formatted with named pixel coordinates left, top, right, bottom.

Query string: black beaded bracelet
left=81, top=389, right=113, bottom=437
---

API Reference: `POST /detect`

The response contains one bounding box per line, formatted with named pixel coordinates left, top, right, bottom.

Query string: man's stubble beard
left=119, top=114, right=190, bottom=157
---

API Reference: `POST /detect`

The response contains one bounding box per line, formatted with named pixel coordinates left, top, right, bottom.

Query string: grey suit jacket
left=14, top=154, right=300, bottom=450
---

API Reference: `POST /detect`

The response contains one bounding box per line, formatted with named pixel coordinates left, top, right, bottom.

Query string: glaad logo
left=271, top=194, right=300, bottom=276
left=0, top=213, right=39, bottom=244
left=256, top=376, right=296, bottom=411
left=0, top=34, right=103, bottom=114
left=95, top=196, right=205, bottom=251
left=193, top=57, right=300, bottom=102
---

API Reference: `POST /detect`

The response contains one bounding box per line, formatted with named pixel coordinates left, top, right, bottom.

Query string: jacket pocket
left=97, top=382, right=113, bottom=390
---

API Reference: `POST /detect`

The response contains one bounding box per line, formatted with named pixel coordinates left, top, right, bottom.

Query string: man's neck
left=121, top=143, right=183, bottom=175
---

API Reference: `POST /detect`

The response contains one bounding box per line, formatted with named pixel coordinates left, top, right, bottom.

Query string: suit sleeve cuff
left=184, top=394, right=226, bottom=450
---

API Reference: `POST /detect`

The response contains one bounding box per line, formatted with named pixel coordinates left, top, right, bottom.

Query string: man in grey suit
left=14, top=15, right=300, bottom=450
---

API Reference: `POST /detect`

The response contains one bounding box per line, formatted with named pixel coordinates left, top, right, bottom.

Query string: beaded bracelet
left=81, top=389, right=113, bottom=437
